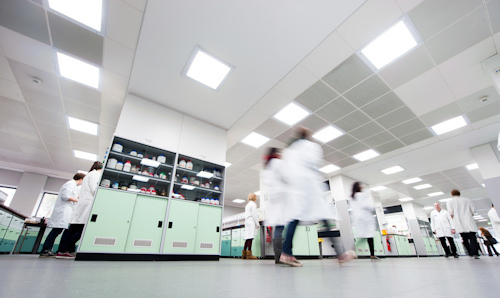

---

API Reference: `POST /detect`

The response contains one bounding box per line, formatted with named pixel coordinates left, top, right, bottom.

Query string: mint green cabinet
left=125, top=195, right=168, bottom=253
left=355, top=232, right=385, bottom=256
left=287, top=225, right=319, bottom=256
left=394, top=235, right=411, bottom=255
left=194, top=205, right=221, bottom=254
left=221, top=240, right=231, bottom=256
left=163, top=200, right=199, bottom=254
left=79, top=189, right=136, bottom=252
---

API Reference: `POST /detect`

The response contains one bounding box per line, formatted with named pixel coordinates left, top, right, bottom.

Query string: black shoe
left=444, top=254, right=450, bottom=258
left=39, top=251, right=56, bottom=258
left=453, top=254, right=459, bottom=258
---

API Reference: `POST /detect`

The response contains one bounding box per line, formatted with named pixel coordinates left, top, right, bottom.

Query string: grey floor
left=1, top=255, right=499, bottom=298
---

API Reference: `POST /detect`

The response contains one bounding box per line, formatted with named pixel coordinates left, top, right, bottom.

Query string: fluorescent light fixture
left=428, top=192, right=444, bottom=197
left=77, top=170, right=88, bottom=175
left=360, top=19, right=420, bottom=69
left=254, top=191, right=261, bottom=196
left=74, top=150, right=97, bottom=161
left=423, top=206, right=435, bottom=210
left=241, top=132, right=270, bottom=148
left=473, top=215, right=484, bottom=219
left=132, top=175, right=149, bottom=182
left=273, top=103, right=310, bottom=126
left=56, top=51, right=100, bottom=89
left=141, top=158, right=161, bottom=168
left=181, top=185, right=196, bottom=190
left=381, top=166, right=404, bottom=175
left=413, top=184, right=432, bottom=190
left=371, top=186, right=387, bottom=191
left=478, top=219, right=488, bottom=222
left=48, top=0, right=103, bottom=31
left=353, top=149, right=380, bottom=161
left=431, top=115, right=467, bottom=135
left=225, top=162, right=232, bottom=168
left=319, top=164, right=340, bottom=173
left=232, top=199, right=245, bottom=204
left=466, top=163, right=478, bottom=170
left=185, top=47, right=232, bottom=90
left=439, top=198, right=452, bottom=202
left=312, top=126, right=344, bottom=143
left=67, top=116, right=99, bottom=135
left=399, top=197, right=414, bottom=202
left=197, top=171, right=214, bottom=179
left=402, top=177, right=422, bottom=184
left=482, top=184, right=485, bottom=187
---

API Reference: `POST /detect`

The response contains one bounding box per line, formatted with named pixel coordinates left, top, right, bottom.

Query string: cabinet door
left=292, top=226, right=310, bottom=256
left=163, top=200, right=198, bottom=254
left=373, top=233, right=384, bottom=256
left=307, top=225, right=320, bottom=256
left=354, top=237, right=370, bottom=256
left=195, top=205, right=221, bottom=255
left=79, top=189, right=136, bottom=253
left=221, top=240, right=231, bottom=256
left=125, top=196, right=168, bottom=253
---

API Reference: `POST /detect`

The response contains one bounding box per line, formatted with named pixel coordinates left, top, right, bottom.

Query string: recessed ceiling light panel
left=319, top=164, right=340, bottom=173
left=68, top=116, right=99, bottom=135
left=466, top=163, right=478, bottom=170
left=423, top=206, right=435, bottom=210
left=241, top=132, right=270, bottom=148
left=439, top=198, right=452, bottom=202
left=398, top=197, right=413, bottom=202
left=381, top=166, right=404, bottom=175
left=274, top=103, right=310, bottom=126
left=401, top=177, right=422, bottom=184
left=358, top=18, right=421, bottom=70
left=225, top=162, right=232, bottom=168
left=312, top=126, right=344, bottom=143
left=47, top=0, right=104, bottom=32
left=184, top=47, right=233, bottom=90
left=232, top=199, right=245, bottom=204
left=74, top=150, right=97, bottom=161
left=428, top=192, right=444, bottom=197
left=353, top=149, right=380, bottom=161
left=431, top=115, right=467, bottom=135
left=413, top=184, right=432, bottom=190
left=56, top=51, right=100, bottom=89
left=370, top=186, right=387, bottom=191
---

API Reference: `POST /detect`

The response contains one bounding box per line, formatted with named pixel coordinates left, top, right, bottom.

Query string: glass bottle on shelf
left=186, top=160, right=193, bottom=170
left=123, top=161, right=132, bottom=172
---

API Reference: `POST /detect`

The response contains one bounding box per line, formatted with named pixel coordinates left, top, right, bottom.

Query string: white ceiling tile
left=101, top=69, right=128, bottom=98
left=9, top=59, right=60, bottom=97
left=234, top=109, right=268, bottom=132
left=30, top=107, right=67, bottom=126
left=60, top=79, right=102, bottom=108
left=64, top=99, right=101, bottom=123
left=34, top=120, right=68, bottom=137
left=300, top=32, right=354, bottom=79
left=99, top=110, right=120, bottom=128
left=0, top=55, right=15, bottom=81
left=227, top=123, right=253, bottom=143
left=101, top=93, right=125, bottom=114
left=69, top=130, right=100, bottom=146
left=337, top=0, right=404, bottom=50
left=396, top=0, right=424, bottom=12
left=106, top=0, right=143, bottom=50
left=0, top=77, right=23, bottom=102
left=0, top=97, right=29, bottom=116
left=252, top=89, right=291, bottom=117
left=0, top=26, right=55, bottom=74
left=123, top=0, right=147, bottom=12
left=103, top=38, right=134, bottom=77
left=7, top=125, right=39, bottom=140
left=394, top=69, right=456, bottom=115
left=23, top=87, right=64, bottom=113
left=273, top=64, right=318, bottom=99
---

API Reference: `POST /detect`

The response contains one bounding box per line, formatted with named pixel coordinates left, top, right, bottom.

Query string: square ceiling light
left=428, top=192, right=444, bottom=197
left=225, top=162, right=232, bottom=168
left=254, top=191, right=261, bottom=196
left=413, top=184, right=432, bottom=190
left=77, top=170, right=88, bottom=174
left=399, top=197, right=413, bottom=202
left=423, top=206, right=435, bottom=210
left=431, top=115, right=467, bottom=135
left=274, top=103, right=310, bottom=126
left=232, top=199, right=245, bottom=204
left=371, top=186, right=387, bottom=191
left=466, top=163, right=478, bottom=170
left=381, top=166, right=404, bottom=175
left=402, top=177, right=422, bottom=184
left=353, top=149, right=380, bottom=161
left=312, top=126, right=344, bottom=143
left=319, top=164, right=340, bottom=173
left=241, top=132, right=270, bottom=148
left=56, top=51, right=100, bottom=89
left=439, top=198, right=452, bottom=202
left=184, top=47, right=233, bottom=90
left=74, top=149, right=97, bottom=161
left=47, top=0, right=104, bottom=32
left=359, top=18, right=421, bottom=70
left=68, top=116, right=99, bottom=135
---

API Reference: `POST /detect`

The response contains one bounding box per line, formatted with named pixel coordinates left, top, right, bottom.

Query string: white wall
left=223, top=205, right=244, bottom=218
left=44, top=177, right=68, bottom=193
left=9, top=172, right=47, bottom=216
left=0, top=168, right=23, bottom=187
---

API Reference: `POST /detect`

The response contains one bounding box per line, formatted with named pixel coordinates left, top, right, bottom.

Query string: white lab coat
left=261, top=158, right=289, bottom=226
left=446, top=195, right=477, bottom=233
left=71, top=170, right=101, bottom=224
left=430, top=209, right=454, bottom=238
left=281, top=139, right=333, bottom=222
left=488, top=208, right=500, bottom=238
left=349, top=192, right=376, bottom=238
left=244, top=200, right=259, bottom=240
left=48, top=179, right=79, bottom=229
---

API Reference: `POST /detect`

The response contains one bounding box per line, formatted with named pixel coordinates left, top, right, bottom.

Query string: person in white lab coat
left=446, top=189, right=480, bottom=259
left=260, top=147, right=288, bottom=264
left=56, top=161, right=103, bottom=259
left=242, top=193, right=260, bottom=260
left=39, top=173, right=85, bottom=257
left=350, top=182, right=379, bottom=260
left=430, top=202, right=458, bottom=258
left=279, top=127, right=355, bottom=267
left=487, top=204, right=500, bottom=238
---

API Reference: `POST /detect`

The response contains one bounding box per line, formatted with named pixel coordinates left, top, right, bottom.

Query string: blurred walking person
left=479, top=227, right=499, bottom=257
left=430, top=202, right=458, bottom=258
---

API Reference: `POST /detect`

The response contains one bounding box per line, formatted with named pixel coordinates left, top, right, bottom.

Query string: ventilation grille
left=199, top=242, right=213, bottom=249
left=93, top=237, right=116, bottom=246
left=133, top=239, right=152, bottom=247
left=172, top=241, right=188, bottom=248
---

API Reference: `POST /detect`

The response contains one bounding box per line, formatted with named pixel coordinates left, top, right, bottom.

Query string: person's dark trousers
left=272, top=225, right=284, bottom=263
left=367, top=237, right=375, bottom=257
left=41, top=228, right=64, bottom=253
left=59, top=224, right=84, bottom=253
left=282, top=220, right=299, bottom=255
left=439, top=237, right=457, bottom=256
left=460, top=232, right=479, bottom=256
left=485, top=240, right=500, bottom=256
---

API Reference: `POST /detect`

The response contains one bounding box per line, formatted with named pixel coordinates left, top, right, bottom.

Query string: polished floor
left=0, top=255, right=499, bottom=298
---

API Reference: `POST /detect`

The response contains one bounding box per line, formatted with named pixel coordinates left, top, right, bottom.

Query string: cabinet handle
left=168, top=222, right=173, bottom=229
left=216, top=226, right=220, bottom=233
left=158, top=221, right=163, bottom=228
left=91, top=214, right=98, bottom=222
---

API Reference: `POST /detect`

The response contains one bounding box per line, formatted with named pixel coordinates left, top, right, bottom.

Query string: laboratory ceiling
left=0, top=0, right=500, bottom=219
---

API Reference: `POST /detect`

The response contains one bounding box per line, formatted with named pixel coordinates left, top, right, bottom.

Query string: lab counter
left=382, top=234, right=416, bottom=257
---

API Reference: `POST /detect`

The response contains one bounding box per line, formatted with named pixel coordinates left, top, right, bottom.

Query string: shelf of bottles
left=172, top=154, right=224, bottom=205
left=101, top=137, right=176, bottom=198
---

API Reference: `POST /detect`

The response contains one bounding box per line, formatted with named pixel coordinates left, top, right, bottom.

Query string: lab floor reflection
left=0, top=255, right=499, bottom=298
